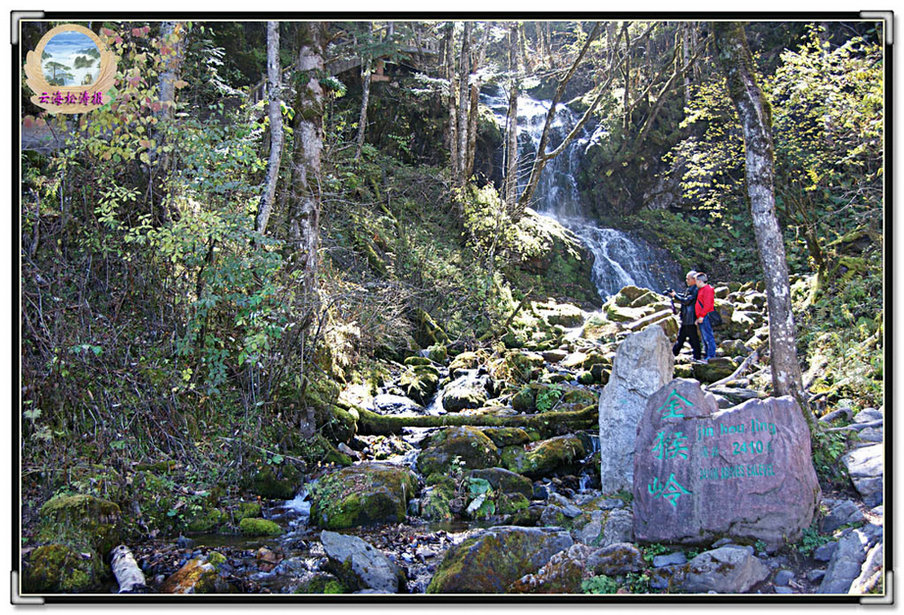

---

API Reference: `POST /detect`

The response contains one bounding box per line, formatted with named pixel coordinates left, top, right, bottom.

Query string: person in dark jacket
left=669, top=270, right=703, bottom=362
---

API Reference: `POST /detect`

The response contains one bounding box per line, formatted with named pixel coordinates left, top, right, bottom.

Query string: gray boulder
left=842, top=444, right=883, bottom=507
left=320, top=530, right=405, bottom=593
left=598, top=326, right=673, bottom=493
left=820, top=499, right=865, bottom=533
left=679, top=545, right=769, bottom=593
left=817, top=528, right=870, bottom=594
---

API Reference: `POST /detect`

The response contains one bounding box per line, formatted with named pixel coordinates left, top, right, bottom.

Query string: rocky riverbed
left=21, top=283, right=885, bottom=596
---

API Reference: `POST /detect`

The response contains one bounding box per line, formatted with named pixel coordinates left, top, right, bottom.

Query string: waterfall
left=481, top=86, right=682, bottom=298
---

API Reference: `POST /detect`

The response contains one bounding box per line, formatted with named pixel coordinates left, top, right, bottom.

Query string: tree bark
left=110, top=545, right=146, bottom=593
left=465, top=23, right=490, bottom=180
left=455, top=21, right=472, bottom=186
left=256, top=21, right=283, bottom=236
left=713, top=22, right=813, bottom=429
left=444, top=23, right=459, bottom=186
left=287, top=22, right=325, bottom=292
left=503, top=22, right=521, bottom=207
left=354, top=57, right=373, bottom=162
left=157, top=21, right=187, bottom=119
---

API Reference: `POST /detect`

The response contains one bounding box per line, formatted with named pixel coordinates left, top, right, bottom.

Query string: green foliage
left=642, top=543, right=671, bottom=564
left=794, top=524, right=832, bottom=557
left=582, top=574, right=620, bottom=594
left=811, top=428, right=849, bottom=487
left=535, top=384, right=563, bottom=413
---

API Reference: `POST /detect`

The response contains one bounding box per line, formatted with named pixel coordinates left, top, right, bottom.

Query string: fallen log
left=349, top=403, right=599, bottom=437
left=109, top=545, right=146, bottom=593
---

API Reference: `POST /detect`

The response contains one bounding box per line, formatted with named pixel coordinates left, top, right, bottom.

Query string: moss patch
left=239, top=517, right=283, bottom=536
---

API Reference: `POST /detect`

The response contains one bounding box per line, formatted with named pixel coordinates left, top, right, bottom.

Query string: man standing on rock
left=669, top=270, right=703, bottom=363
left=695, top=272, right=717, bottom=362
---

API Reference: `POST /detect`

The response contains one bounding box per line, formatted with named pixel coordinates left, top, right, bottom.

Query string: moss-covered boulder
left=496, top=350, right=545, bottom=384
left=419, top=480, right=456, bottom=522
left=501, top=435, right=586, bottom=477
left=239, top=517, right=283, bottom=536
left=403, top=356, right=432, bottom=367
left=23, top=544, right=98, bottom=593
left=538, top=302, right=585, bottom=328
left=237, top=500, right=262, bottom=520
left=426, top=526, right=573, bottom=593
left=512, top=386, right=537, bottom=412
left=417, top=426, right=500, bottom=476
left=603, top=301, right=651, bottom=323
left=249, top=463, right=302, bottom=500
left=468, top=468, right=533, bottom=498
left=448, top=351, right=484, bottom=375
left=692, top=357, right=739, bottom=383
left=442, top=377, right=490, bottom=412
left=186, top=506, right=227, bottom=533
left=399, top=364, right=440, bottom=405
left=38, top=494, right=122, bottom=555
left=310, top=462, right=417, bottom=530
left=613, top=285, right=650, bottom=306
left=478, top=427, right=533, bottom=448
left=159, top=555, right=231, bottom=594
left=294, top=573, right=348, bottom=594
left=427, top=344, right=448, bottom=364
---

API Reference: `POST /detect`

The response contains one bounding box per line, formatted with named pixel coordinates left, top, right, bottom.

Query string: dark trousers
left=673, top=324, right=701, bottom=360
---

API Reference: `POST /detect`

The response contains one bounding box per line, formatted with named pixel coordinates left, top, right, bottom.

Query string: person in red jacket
left=695, top=272, right=717, bottom=361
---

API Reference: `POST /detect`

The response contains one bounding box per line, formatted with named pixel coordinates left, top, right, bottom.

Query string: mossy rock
left=449, top=351, right=484, bottom=375
left=249, top=463, right=302, bottom=500
left=399, top=365, right=440, bottom=405
left=563, top=388, right=597, bottom=407
left=499, top=350, right=545, bottom=383
left=310, top=462, right=418, bottom=530
left=236, top=501, right=262, bottom=521
left=187, top=506, right=227, bottom=533
left=613, top=285, right=649, bottom=306
left=692, top=357, right=740, bottom=383
left=478, top=427, right=533, bottom=448
left=403, top=356, right=432, bottom=367
left=23, top=544, right=99, bottom=593
left=425, top=526, right=574, bottom=593
left=420, top=483, right=455, bottom=522
left=540, top=302, right=585, bottom=328
left=497, top=492, right=530, bottom=515
left=239, top=517, right=283, bottom=536
left=468, top=468, right=533, bottom=498
left=674, top=363, right=695, bottom=378
left=628, top=291, right=660, bottom=308
left=501, top=435, right=586, bottom=478
left=294, top=573, right=348, bottom=594
left=427, top=344, right=448, bottom=363
left=512, top=386, right=537, bottom=412
left=417, top=426, right=500, bottom=476
left=415, top=308, right=448, bottom=347
left=442, top=379, right=490, bottom=413
left=577, top=371, right=595, bottom=385
left=315, top=404, right=358, bottom=444
left=38, top=494, right=122, bottom=555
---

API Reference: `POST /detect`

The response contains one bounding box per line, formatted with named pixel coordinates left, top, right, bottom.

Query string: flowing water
left=482, top=86, right=682, bottom=299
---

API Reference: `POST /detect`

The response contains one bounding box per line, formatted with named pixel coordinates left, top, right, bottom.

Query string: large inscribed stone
left=598, top=326, right=674, bottom=493
left=633, top=379, right=820, bottom=549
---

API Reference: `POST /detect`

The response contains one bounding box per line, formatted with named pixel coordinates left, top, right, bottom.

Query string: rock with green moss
left=501, top=435, right=586, bottom=478
left=613, top=286, right=650, bottom=306
left=310, top=462, right=417, bottom=530
left=294, top=573, right=348, bottom=594
left=692, top=357, right=739, bottom=383
left=239, top=517, right=283, bottom=536
left=187, top=506, right=227, bottom=533
left=415, top=308, right=448, bottom=347
left=498, top=350, right=546, bottom=384
left=603, top=299, right=652, bottom=323
left=249, top=463, right=302, bottom=500
left=577, top=371, right=595, bottom=385
left=427, top=344, right=448, bottom=364
left=468, top=467, right=533, bottom=498
left=448, top=351, right=484, bottom=376
left=419, top=482, right=456, bottom=522
left=538, top=302, right=585, bottom=328
left=426, top=526, right=573, bottom=593
left=512, top=386, right=537, bottom=412
left=23, top=544, right=98, bottom=593
left=562, top=387, right=597, bottom=407
left=441, top=375, right=491, bottom=412
left=417, top=426, right=500, bottom=476
left=237, top=501, right=262, bottom=521
left=399, top=364, right=440, bottom=405
left=38, top=494, right=122, bottom=555
left=403, top=356, right=432, bottom=367
left=478, top=427, right=532, bottom=448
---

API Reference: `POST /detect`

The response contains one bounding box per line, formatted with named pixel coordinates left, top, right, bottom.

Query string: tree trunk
left=287, top=22, right=325, bottom=292
left=465, top=23, right=490, bottom=180
left=255, top=21, right=283, bottom=236
left=503, top=23, right=521, bottom=207
left=444, top=23, right=459, bottom=186
left=713, top=22, right=813, bottom=429
left=354, top=57, right=373, bottom=162
left=455, top=21, right=472, bottom=186
left=110, top=545, right=146, bottom=593
left=622, top=22, right=631, bottom=132
left=157, top=21, right=187, bottom=118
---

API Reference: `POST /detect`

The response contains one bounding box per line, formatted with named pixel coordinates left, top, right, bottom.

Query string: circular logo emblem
left=24, top=24, right=117, bottom=114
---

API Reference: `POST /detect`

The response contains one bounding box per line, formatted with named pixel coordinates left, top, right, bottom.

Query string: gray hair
left=686, top=270, right=698, bottom=279
left=696, top=273, right=708, bottom=283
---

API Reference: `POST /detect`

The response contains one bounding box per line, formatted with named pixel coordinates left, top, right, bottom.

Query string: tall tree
left=255, top=21, right=283, bottom=235
left=503, top=22, right=522, bottom=208
left=465, top=23, right=490, bottom=180
left=713, top=22, right=812, bottom=427
left=454, top=21, right=472, bottom=186
left=287, top=22, right=326, bottom=293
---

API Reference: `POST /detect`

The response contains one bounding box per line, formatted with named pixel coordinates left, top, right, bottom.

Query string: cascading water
left=481, top=86, right=682, bottom=298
